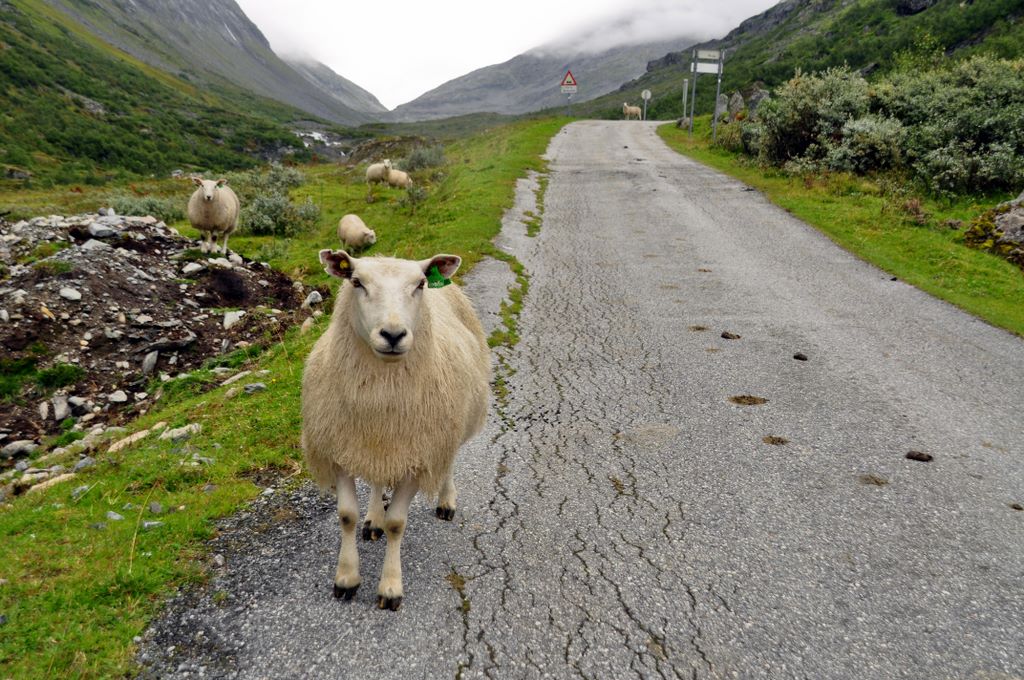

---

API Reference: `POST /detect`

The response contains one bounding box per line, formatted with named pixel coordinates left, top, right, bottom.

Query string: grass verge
left=657, top=119, right=1024, bottom=336
left=0, top=117, right=567, bottom=679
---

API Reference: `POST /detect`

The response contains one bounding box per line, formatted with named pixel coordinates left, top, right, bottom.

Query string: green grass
left=0, top=117, right=566, bottom=679
left=658, top=119, right=1024, bottom=336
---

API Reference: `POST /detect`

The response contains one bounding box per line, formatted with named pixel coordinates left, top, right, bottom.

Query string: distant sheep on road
left=623, top=102, right=642, bottom=120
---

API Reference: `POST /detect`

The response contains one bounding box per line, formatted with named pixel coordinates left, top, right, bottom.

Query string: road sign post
left=681, top=78, right=688, bottom=129
left=688, top=49, right=724, bottom=138
left=641, top=89, right=651, bottom=121
left=560, top=70, right=578, bottom=116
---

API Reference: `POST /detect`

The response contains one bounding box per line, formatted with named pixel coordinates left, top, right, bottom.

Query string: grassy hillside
left=0, top=0, right=329, bottom=186
left=0, top=117, right=565, bottom=679
left=573, top=0, right=1024, bottom=120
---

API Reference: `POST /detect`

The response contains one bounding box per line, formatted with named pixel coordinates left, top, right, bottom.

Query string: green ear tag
left=427, top=265, right=451, bottom=288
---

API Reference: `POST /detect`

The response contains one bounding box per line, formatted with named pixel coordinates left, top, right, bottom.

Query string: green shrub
left=824, top=115, right=906, bottom=173
left=400, top=146, right=445, bottom=172
left=239, top=193, right=319, bottom=237
left=107, top=194, right=185, bottom=222
left=36, top=363, right=85, bottom=389
left=713, top=121, right=745, bottom=153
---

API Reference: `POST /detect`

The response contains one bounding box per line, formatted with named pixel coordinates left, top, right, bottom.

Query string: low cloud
left=535, top=0, right=777, bottom=56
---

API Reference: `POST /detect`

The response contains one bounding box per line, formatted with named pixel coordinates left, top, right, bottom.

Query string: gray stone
left=80, top=239, right=111, bottom=251
left=59, top=287, right=82, bottom=301
left=994, top=209, right=1024, bottom=247
left=73, top=457, right=95, bottom=472
left=108, top=390, right=128, bottom=404
left=142, top=521, right=164, bottom=531
left=1, top=440, right=37, bottom=459
left=243, top=383, right=267, bottom=394
left=302, top=291, right=323, bottom=309
left=149, top=501, right=164, bottom=515
left=15, top=461, right=28, bottom=472
left=38, top=401, right=50, bottom=421
left=182, top=262, right=204, bottom=276
left=142, top=351, right=159, bottom=376
left=87, top=222, right=117, bottom=238
left=158, top=423, right=201, bottom=442
left=52, top=395, right=70, bottom=422
left=106, top=511, right=124, bottom=521
left=71, top=485, right=89, bottom=500
left=223, top=310, right=245, bottom=330
left=68, top=396, right=89, bottom=415
left=716, top=93, right=729, bottom=121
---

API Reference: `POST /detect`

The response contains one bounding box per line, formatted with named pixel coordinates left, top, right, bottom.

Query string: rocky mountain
left=389, top=36, right=698, bottom=122
left=40, top=0, right=383, bottom=126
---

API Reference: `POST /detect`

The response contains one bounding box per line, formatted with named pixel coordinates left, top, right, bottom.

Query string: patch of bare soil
left=0, top=212, right=322, bottom=464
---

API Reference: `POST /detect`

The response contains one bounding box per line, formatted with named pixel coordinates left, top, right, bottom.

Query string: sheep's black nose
left=379, top=329, right=407, bottom=348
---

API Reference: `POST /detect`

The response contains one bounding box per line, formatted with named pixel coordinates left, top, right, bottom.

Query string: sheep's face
left=192, top=177, right=228, bottom=202
left=366, top=230, right=377, bottom=245
left=320, top=250, right=461, bottom=362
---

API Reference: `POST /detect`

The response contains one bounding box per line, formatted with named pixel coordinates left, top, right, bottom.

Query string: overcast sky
left=234, top=0, right=779, bottom=110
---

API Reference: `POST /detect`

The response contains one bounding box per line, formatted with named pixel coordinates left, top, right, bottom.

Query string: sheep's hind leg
left=377, top=475, right=418, bottom=611
left=333, top=474, right=361, bottom=600
left=362, top=483, right=386, bottom=541
left=220, top=233, right=230, bottom=255
left=435, top=468, right=456, bottom=521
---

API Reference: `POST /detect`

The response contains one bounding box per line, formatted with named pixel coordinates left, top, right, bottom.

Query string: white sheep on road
left=623, top=102, right=642, bottom=120
left=187, top=176, right=239, bottom=254
left=302, top=249, right=490, bottom=610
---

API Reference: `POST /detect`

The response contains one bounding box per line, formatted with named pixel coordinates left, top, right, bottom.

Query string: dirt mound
left=0, top=211, right=319, bottom=461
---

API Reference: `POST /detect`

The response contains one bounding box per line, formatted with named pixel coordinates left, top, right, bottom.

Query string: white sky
left=235, top=0, right=779, bottom=110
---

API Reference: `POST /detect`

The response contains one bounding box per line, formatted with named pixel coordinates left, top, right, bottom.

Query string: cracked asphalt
left=138, top=121, right=1024, bottom=679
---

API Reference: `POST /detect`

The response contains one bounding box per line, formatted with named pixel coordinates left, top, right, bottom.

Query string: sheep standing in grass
left=385, top=167, right=413, bottom=189
left=365, top=159, right=392, bottom=201
left=623, top=102, right=642, bottom=120
left=337, top=214, right=377, bottom=250
left=302, top=249, right=490, bottom=610
left=187, top=176, right=240, bottom=254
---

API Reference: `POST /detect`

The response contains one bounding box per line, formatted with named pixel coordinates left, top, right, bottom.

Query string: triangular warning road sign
left=561, top=70, right=577, bottom=87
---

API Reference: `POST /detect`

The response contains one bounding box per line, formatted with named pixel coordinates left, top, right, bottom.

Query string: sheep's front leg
left=220, top=233, right=230, bottom=255
left=333, top=474, right=361, bottom=600
left=199, top=233, right=208, bottom=253
left=377, top=475, right=418, bottom=611
left=435, top=467, right=456, bottom=521
left=362, top=483, right=386, bottom=541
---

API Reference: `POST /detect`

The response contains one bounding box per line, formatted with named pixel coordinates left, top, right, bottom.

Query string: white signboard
left=697, top=49, right=721, bottom=61
left=561, top=86, right=577, bottom=94
left=692, top=62, right=722, bottom=74
left=560, top=70, right=577, bottom=94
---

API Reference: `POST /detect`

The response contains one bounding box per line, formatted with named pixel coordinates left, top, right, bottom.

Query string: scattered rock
left=25, top=472, right=77, bottom=495
left=158, top=423, right=201, bottom=442
left=223, top=310, right=245, bottom=330
left=721, top=331, right=741, bottom=340
left=243, top=383, right=266, bottom=394
left=793, top=353, right=809, bottom=361
left=108, top=390, right=128, bottom=404
left=106, top=511, right=125, bottom=521
left=221, top=371, right=252, bottom=386
left=1, top=440, right=37, bottom=459
left=52, top=395, right=70, bottom=422
left=142, top=351, right=159, bottom=376
left=182, top=262, right=205, bottom=276
left=302, top=291, right=323, bottom=309
left=149, top=501, right=164, bottom=515
left=906, top=450, right=934, bottom=462
left=859, top=473, right=889, bottom=486
left=142, top=521, right=164, bottom=531
left=73, top=456, right=95, bottom=471
left=108, top=428, right=151, bottom=453
left=71, top=485, right=90, bottom=500
left=224, top=387, right=241, bottom=399
left=212, top=554, right=226, bottom=567
left=300, top=317, right=315, bottom=335
left=59, top=287, right=82, bottom=301
left=87, top=223, right=117, bottom=239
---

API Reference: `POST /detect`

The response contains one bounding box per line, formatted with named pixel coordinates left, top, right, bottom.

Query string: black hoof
left=377, top=595, right=402, bottom=611
left=333, top=584, right=359, bottom=600
left=361, top=522, right=384, bottom=541
left=435, top=506, right=455, bottom=521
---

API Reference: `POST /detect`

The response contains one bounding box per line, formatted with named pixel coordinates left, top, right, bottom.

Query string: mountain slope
left=40, top=0, right=383, bottom=125
left=284, top=58, right=388, bottom=117
left=572, top=0, right=1024, bottom=120
left=0, top=0, right=321, bottom=184
left=390, top=37, right=697, bottom=122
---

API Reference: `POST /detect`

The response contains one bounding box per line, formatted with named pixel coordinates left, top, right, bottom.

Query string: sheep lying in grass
left=337, top=213, right=376, bottom=250
left=385, top=167, right=413, bottom=189
left=187, top=176, right=240, bottom=254
left=623, top=102, right=642, bottom=120
left=302, top=249, right=490, bottom=610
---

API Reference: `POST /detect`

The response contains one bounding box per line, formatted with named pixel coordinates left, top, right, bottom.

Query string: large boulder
left=728, top=92, right=745, bottom=120
left=715, top=93, right=729, bottom=121
left=894, top=0, right=938, bottom=15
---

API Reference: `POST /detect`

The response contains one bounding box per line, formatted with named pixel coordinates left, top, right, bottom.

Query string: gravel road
left=139, top=121, right=1024, bottom=679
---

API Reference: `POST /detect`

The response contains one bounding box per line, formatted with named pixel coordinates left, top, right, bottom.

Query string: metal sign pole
left=688, top=50, right=698, bottom=136
left=712, top=52, right=724, bottom=142
left=682, top=78, right=688, bottom=131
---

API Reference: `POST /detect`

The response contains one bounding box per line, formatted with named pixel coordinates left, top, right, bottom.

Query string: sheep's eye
left=351, top=278, right=363, bottom=289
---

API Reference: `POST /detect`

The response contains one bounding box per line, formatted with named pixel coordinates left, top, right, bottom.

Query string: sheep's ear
left=320, top=249, right=354, bottom=279
left=216, top=178, right=228, bottom=186
left=190, top=176, right=203, bottom=186
left=419, top=254, right=461, bottom=279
